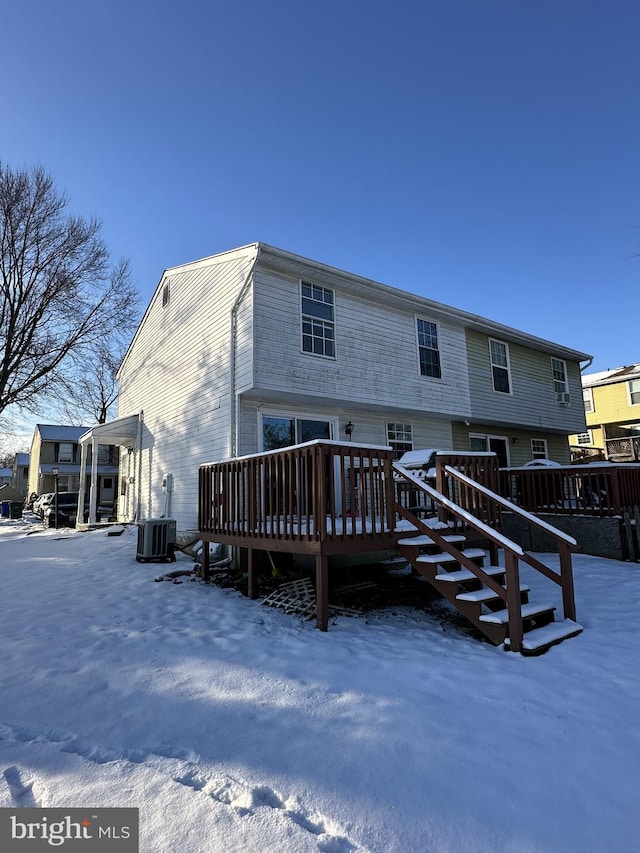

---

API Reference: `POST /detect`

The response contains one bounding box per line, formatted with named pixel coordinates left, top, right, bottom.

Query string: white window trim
left=415, top=316, right=443, bottom=380
left=576, top=431, right=592, bottom=445
left=531, top=438, right=548, bottom=459
left=57, top=442, right=74, bottom=463
left=488, top=338, right=512, bottom=395
left=386, top=422, right=414, bottom=456
left=628, top=379, right=640, bottom=407
left=583, top=387, right=594, bottom=413
left=300, top=279, right=336, bottom=360
left=551, top=357, right=569, bottom=394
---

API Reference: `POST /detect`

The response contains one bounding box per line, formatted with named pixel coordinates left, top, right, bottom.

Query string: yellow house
left=570, top=364, right=640, bottom=461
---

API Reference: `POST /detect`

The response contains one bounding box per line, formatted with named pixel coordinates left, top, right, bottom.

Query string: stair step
left=434, top=565, right=505, bottom=583
left=479, top=602, right=555, bottom=625
left=504, top=619, right=584, bottom=652
left=457, top=584, right=529, bottom=603
left=379, top=555, right=410, bottom=566
left=417, top=548, right=486, bottom=565
left=397, top=534, right=466, bottom=547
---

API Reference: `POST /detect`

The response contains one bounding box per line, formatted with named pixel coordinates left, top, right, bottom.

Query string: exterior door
left=488, top=437, right=509, bottom=468
left=261, top=415, right=334, bottom=451
left=100, top=477, right=115, bottom=504
left=260, top=414, right=338, bottom=513
left=470, top=434, right=510, bottom=468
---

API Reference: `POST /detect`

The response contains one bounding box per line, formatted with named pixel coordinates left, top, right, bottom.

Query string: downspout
left=580, top=357, right=594, bottom=373
left=136, top=409, right=144, bottom=522
left=229, top=246, right=261, bottom=458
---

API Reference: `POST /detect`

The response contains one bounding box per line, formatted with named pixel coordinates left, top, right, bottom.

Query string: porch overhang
left=78, top=413, right=141, bottom=448
left=77, top=413, right=142, bottom=526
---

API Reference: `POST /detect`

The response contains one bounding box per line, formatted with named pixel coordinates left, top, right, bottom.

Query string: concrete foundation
left=502, top=512, right=639, bottom=562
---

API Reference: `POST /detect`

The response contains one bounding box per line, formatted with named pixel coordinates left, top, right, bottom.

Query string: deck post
left=202, top=539, right=210, bottom=583
left=247, top=547, right=258, bottom=599
left=558, top=542, right=577, bottom=622
left=315, top=553, right=329, bottom=631
left=504, top=551, right=523, bottom=653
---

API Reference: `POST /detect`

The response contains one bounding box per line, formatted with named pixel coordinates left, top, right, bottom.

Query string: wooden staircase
left=393, top=461, right=583, bottom=655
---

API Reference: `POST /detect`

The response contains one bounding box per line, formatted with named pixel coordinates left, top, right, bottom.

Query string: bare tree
left=0, top=162, right=139, bottom=420
left=56, top=337, right=126, bottom=425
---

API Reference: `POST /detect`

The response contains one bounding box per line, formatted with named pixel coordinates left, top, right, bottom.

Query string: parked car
left=44, top=492, right=90, bottom=528
left=33, top=493, right=54, bottom=518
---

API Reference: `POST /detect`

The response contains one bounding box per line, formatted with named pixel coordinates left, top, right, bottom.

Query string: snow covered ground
left=1, top=517, right=639, bottom=852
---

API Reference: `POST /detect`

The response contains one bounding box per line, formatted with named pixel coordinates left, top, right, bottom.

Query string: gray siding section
left=466, top=330, right=587, bottom=434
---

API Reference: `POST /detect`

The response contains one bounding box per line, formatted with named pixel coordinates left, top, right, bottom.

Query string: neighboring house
left=570, top=364, right=640, bottom=462
left=0, top=468, right=12, bottom=488
left=12, top=453, right=30, bottom=498
left=97, top=243, right=590, bottom=537
left=27, top=424, right=119, bottom=506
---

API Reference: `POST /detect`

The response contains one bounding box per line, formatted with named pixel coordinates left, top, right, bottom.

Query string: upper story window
left=387, top=423, right=413, bottom=458
left=301, top=281, right=335, bottom=358
left=629, top=379, right=640, bottom=406
left=416, top=319, right=442, bottom=378
left=531, top=438, right=548, bottom=459
left=57, top=442, right=74, bottom=463
left=489, top=339, right=511, bottom=394
left=162, top=282, right=170, bottom=307
left=551, top=358, right=568, bottom=394
left=583, top=387, right=594, bottom=413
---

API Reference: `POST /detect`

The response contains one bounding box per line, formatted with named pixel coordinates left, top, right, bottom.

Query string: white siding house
left=115, top=243, right=590, bottom=537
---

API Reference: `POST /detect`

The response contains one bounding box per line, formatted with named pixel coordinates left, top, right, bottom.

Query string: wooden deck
left=198, top=442, right=585, bottom=653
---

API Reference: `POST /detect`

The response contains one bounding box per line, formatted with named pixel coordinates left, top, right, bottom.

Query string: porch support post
left=88, top=436, right=99, bottom=524
left=247, top=548, right=258, bottom=599
left=315, top=553, right=328, bottom=631
left=77, top=442, right=88, bottom=529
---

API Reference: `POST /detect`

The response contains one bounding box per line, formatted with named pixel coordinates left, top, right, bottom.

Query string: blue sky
left=3, top=0, right=640, bottom=423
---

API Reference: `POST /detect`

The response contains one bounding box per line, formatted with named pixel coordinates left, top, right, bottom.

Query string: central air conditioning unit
left=556, top=391, right=571, bottom=405
left=136, top=518, right=177, bottom=562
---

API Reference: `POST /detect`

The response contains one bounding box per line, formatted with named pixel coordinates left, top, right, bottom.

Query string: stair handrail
left=443, top=465, right=577, bottom=622
left=394, top=464, right=525, bottom=555
left=394, top=463, right=526, bottom=649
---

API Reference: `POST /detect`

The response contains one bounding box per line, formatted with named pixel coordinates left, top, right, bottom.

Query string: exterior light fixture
left=344, top=421, right=354, bottom=440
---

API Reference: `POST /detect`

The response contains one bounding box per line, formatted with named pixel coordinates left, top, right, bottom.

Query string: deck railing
left=394, top=463, right=578, bottom=651
left=199, top=441, right=397, bottom=553
left=605, top=436, right=640, bottom=462
left=499, top=463, right=640, bottom=517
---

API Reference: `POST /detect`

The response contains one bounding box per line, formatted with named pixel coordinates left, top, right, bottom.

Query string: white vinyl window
left=386, top=423, right=413, bottom=458
left=301, top=281, right=335, bottom=358
left=489, top=339, right=511, bottom=394
left=531, top=438, right=548, bottom=459
left=583, top=387, right=594, bottom=413
left=57, top=442, right=74, bottom=463
left=551, top=358, right=568, bottom=394
left=576, top=432, right=592, bottom=445
left=629, top=380, right=640, bottom=406
left=416, top=319, right=442, bottom=378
